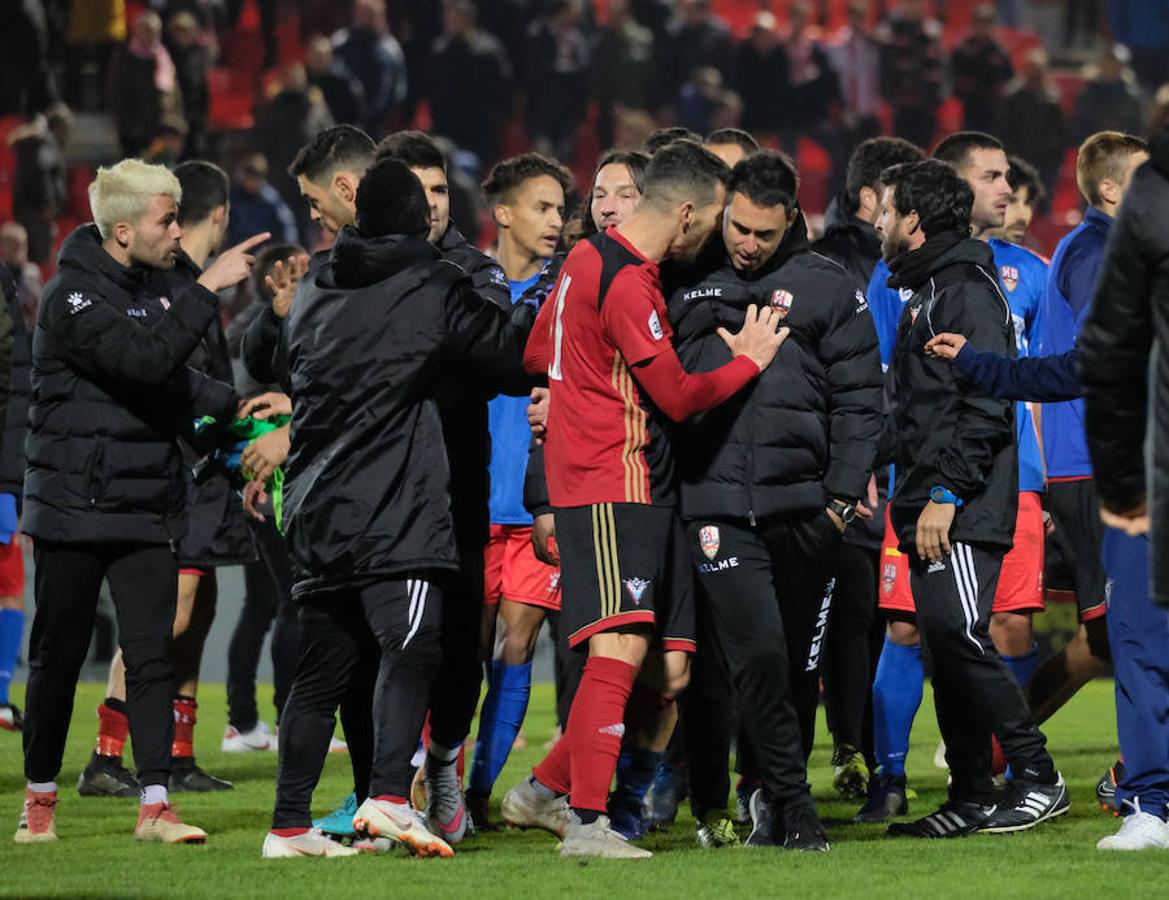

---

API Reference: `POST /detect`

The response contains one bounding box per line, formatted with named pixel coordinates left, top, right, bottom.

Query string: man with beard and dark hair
left=262, top=158, right=531, bottom=860
left=875, top=159, right=1066, bottom=839
left=668, top=150, right=882, bottom=851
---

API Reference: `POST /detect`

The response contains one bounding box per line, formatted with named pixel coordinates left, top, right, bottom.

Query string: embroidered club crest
left=699, top=525, right=720, bottom=560
left=769, top=289, right=794, bottom=318
left=624, top=577, right=650, bottom=605
left=1000, top=265, right=1019, bottom=293
left=882, top=562, right=898, bottom=595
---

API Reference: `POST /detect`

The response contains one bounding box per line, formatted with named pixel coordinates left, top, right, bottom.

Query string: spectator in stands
left=8, top=105, right=70, bottom=266
left=662, top=0, right=735, bottom=111
left=225, top=0, right=278, bottom=70
left=877, top=0, right=946, bottom=149
left=951, top=4, right=1014, bottom=133
left=0, top=0, right=59, bottom=117
left=733, top=12, right=788, bottom=139
left=226, top=153, right=299, bottom=249
left=0, top=223, right=44, bottom=330
left=524, top=0, right=591, bottom=162
left=428, top=1, right=512, bottom=164
left=164, top=11, right=211, bottom=159
left=108, top=10, right=186, bottom=159
left=676, top=66, right=725, bottom=136
left=61, top=0, right=125, bottom=111
left=305, top=33, right=366, bottom=128
left=254, top=62, right=334, bottom=240
left=592, top=0, right=657, bottom=148
left=1072, top=45, right=1145, bottom=144
left=996, top=48, right=1067, bottom=208
left=827, top=0, right=882, bottom=149
left=1107, top=0, right=1169, bottom=92
left=782, top=1, right=840, bottom=160
left=142, top=114, right=189, bottom=168
left=1149, top=83, right=1169, bottom=136
left=331, top=0, right=407, bottom=136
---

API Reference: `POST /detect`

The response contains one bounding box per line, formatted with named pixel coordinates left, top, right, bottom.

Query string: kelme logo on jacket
left=66, top=292, right=92, bottom=315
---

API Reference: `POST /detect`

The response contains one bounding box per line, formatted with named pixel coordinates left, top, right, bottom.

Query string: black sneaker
left=1096, top=760, right=1123, bottom=814
left=781, top=804, right=829, bottom=852
left=77, top=752, right=139, bottom=798
left=887, top=800, right=993, bottom=838
left=745, top=789, right=780, bottom=847
left=855, top=773, right=908, bottom=824
left=168, top=757, right=234, bottom=793
left=979, top=775, right=1069, bottom=833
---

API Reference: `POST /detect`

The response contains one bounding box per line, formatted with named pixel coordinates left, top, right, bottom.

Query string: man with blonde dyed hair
left=15, top=159, right=268, bottom=846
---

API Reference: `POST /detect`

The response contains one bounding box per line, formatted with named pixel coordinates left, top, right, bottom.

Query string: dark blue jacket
left=954, top=344, right=1080, bottom=403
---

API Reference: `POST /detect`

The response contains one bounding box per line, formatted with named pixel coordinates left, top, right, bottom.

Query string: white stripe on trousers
left=403, top=580, right=428, bottom=648
left=950, top=543, right=985, bottom=655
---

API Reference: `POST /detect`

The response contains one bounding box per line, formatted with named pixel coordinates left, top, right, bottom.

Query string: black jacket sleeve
left=523, top=440, right=552, bottom=516
left=927, top=282, right=1016, bottom=499
left=821, top=283, right=884, bottom=500
left=240, top=303, right=290, bottom=392
left=1079, top=166, right=1167, bottom=510
left=43, top=280, right=218, bottom=385
left=0, top=269, right=14, bottom=439
left=171, top=368, right=239, bottom=422
left=955, top=344, right=1081, bottom=403
left=441, top=277, right=535, bottom=397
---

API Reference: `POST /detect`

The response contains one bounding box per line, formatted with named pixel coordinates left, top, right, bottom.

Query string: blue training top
left=1032, top=208, right=1112, bottom=479
left=990, top=238, right=1047, bottom=494
left=487, top=269, right=544, bottom=525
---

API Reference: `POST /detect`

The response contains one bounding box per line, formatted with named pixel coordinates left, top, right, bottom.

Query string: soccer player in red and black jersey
left=501, top=141, right=789, bottom=858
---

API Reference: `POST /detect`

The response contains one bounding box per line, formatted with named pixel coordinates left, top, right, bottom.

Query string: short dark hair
left=252, top=241, right=306, bottom=300
left=174, top=160, right=229, bottom=226
left=355, top=158, right=430, bottom=238
left=375, top=130, right=447, bottom=173
left=844, top=137, right=925, bottom=213
left=885, top=159, right=974, bottom=239
left=288, top=124, right=376, bottom=183
left=705, top=127, right=760, bottom=155
left=932, top=131, right=1005, bottom=171
left=641, top=140, right=729, bottom=210
left=482, top=153, right=574, bottom=206
left=1006, top=155, right=1045, bottom=208
left=580, top=149, right=650, bottom=235
left=1076, top=130, right=1148, bottom=206
left=728, top=150, right=799, bottom=211
left=644, top=126, right=702, bottom=155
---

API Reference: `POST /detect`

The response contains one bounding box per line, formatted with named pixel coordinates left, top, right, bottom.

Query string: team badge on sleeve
left=699, top=525, right=720, bottom=560
left=624, top=577, right=650, bottom=605
left=648, top=310, right=664, bottom=340
left=1000, top=265, right=1019, bottom=293
left=769, top=289, right=794, bottom=318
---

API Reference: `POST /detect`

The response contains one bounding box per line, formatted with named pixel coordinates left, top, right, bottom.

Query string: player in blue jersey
left=465, top=154, right=572, bottom=828
left=1025, top=131, right=1148, bottom=731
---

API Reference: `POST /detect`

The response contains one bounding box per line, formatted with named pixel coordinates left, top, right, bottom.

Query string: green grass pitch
left=2, top=679, right=1168, bottom=898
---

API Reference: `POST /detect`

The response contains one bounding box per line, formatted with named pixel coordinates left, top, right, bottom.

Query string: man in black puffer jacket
left=666, top=150, right=883, bottom=849
left=265, top=159, right=532, bottom=859
left=0, top=264, right=17, bottom=732
left=17, top=159, right=263, bottom=846
left=878, top=159, right=1064, bottom=840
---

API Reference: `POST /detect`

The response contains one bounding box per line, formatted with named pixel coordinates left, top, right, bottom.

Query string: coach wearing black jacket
left=267, top=160, right=531, bottom=856
left=20, top=159, right=260, bottom=844
left=879, top=159, right=1063, bottom=839
left=667, top=151, right=883, bottom=849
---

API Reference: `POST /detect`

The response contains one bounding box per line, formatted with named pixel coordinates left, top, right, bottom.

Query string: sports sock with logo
left=1002, top=643, right=1040, bottom=689
left=568, top=656, right=637, bottom=815
left=96, top=698, right=130, bottom=757
left=468, top=660, right=531, bottom=796
left=872, top=637, right=922, bottom=778
left=0, top=608, right=23, bottom=705
left=172, top=696, right=198, bottom=759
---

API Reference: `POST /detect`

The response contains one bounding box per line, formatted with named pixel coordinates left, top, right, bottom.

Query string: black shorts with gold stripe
left=554, top=502, right=695, bottom=652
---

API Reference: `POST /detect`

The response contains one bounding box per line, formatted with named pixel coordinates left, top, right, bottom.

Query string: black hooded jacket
left=283, top=227, right=531, bottom=598
left=1080, top=126, right=1169, bottom=605
left=0, top=266, right=22, bottom=498
left=667, top=216, right=884, bottom=523
left=25, top=225, right=237, bottom=545
left=887, top=232, right=1018, bottom=550
left=812, top=199, right=883, bottom=292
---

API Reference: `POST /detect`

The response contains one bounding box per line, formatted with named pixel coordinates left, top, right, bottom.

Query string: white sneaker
left=222, top=722, right=274, bottom=753
left=262, top=828, right=358, bottom=858
left=560, top=815, right=652, bottom=859
left=501, top=777, right=571, bottom=838
left=1098, top=802, right=1169, bottom=851
left=934, top=740, right=947, bottom=770
left=353, top=797, right=453, bottom=858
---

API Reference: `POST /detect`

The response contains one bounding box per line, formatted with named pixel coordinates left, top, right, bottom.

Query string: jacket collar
left=886, top=231, right=992, bottom=292
left=58, top=224, right=151, bottom=293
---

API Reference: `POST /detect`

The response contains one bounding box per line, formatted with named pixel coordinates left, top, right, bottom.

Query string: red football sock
left=172, top=696, right=197, bottom=759
left=568, top=656, right=638, bottom=813
left=95, top=701, right=129, bottom=757
left=533, top=725, right=572, bottom=795
left=373, top=794, right=408, bottom=805
left=272, top=827, right=310, bottom=838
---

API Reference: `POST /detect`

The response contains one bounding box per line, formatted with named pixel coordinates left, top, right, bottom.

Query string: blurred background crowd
left=2, top=0, right=1168, bottom=311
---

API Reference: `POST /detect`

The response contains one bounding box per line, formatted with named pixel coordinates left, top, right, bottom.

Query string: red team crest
left=769, top=289, right=794, bottom=318
left=882, top=561, right=898, bottom=595
left=699, top=525, right=720, bottom=560
left=1000, top=265, right=1019, bottom=292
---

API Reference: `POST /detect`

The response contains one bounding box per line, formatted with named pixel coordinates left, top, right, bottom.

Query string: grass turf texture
left=2, top=680, right=1167, bottom=898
